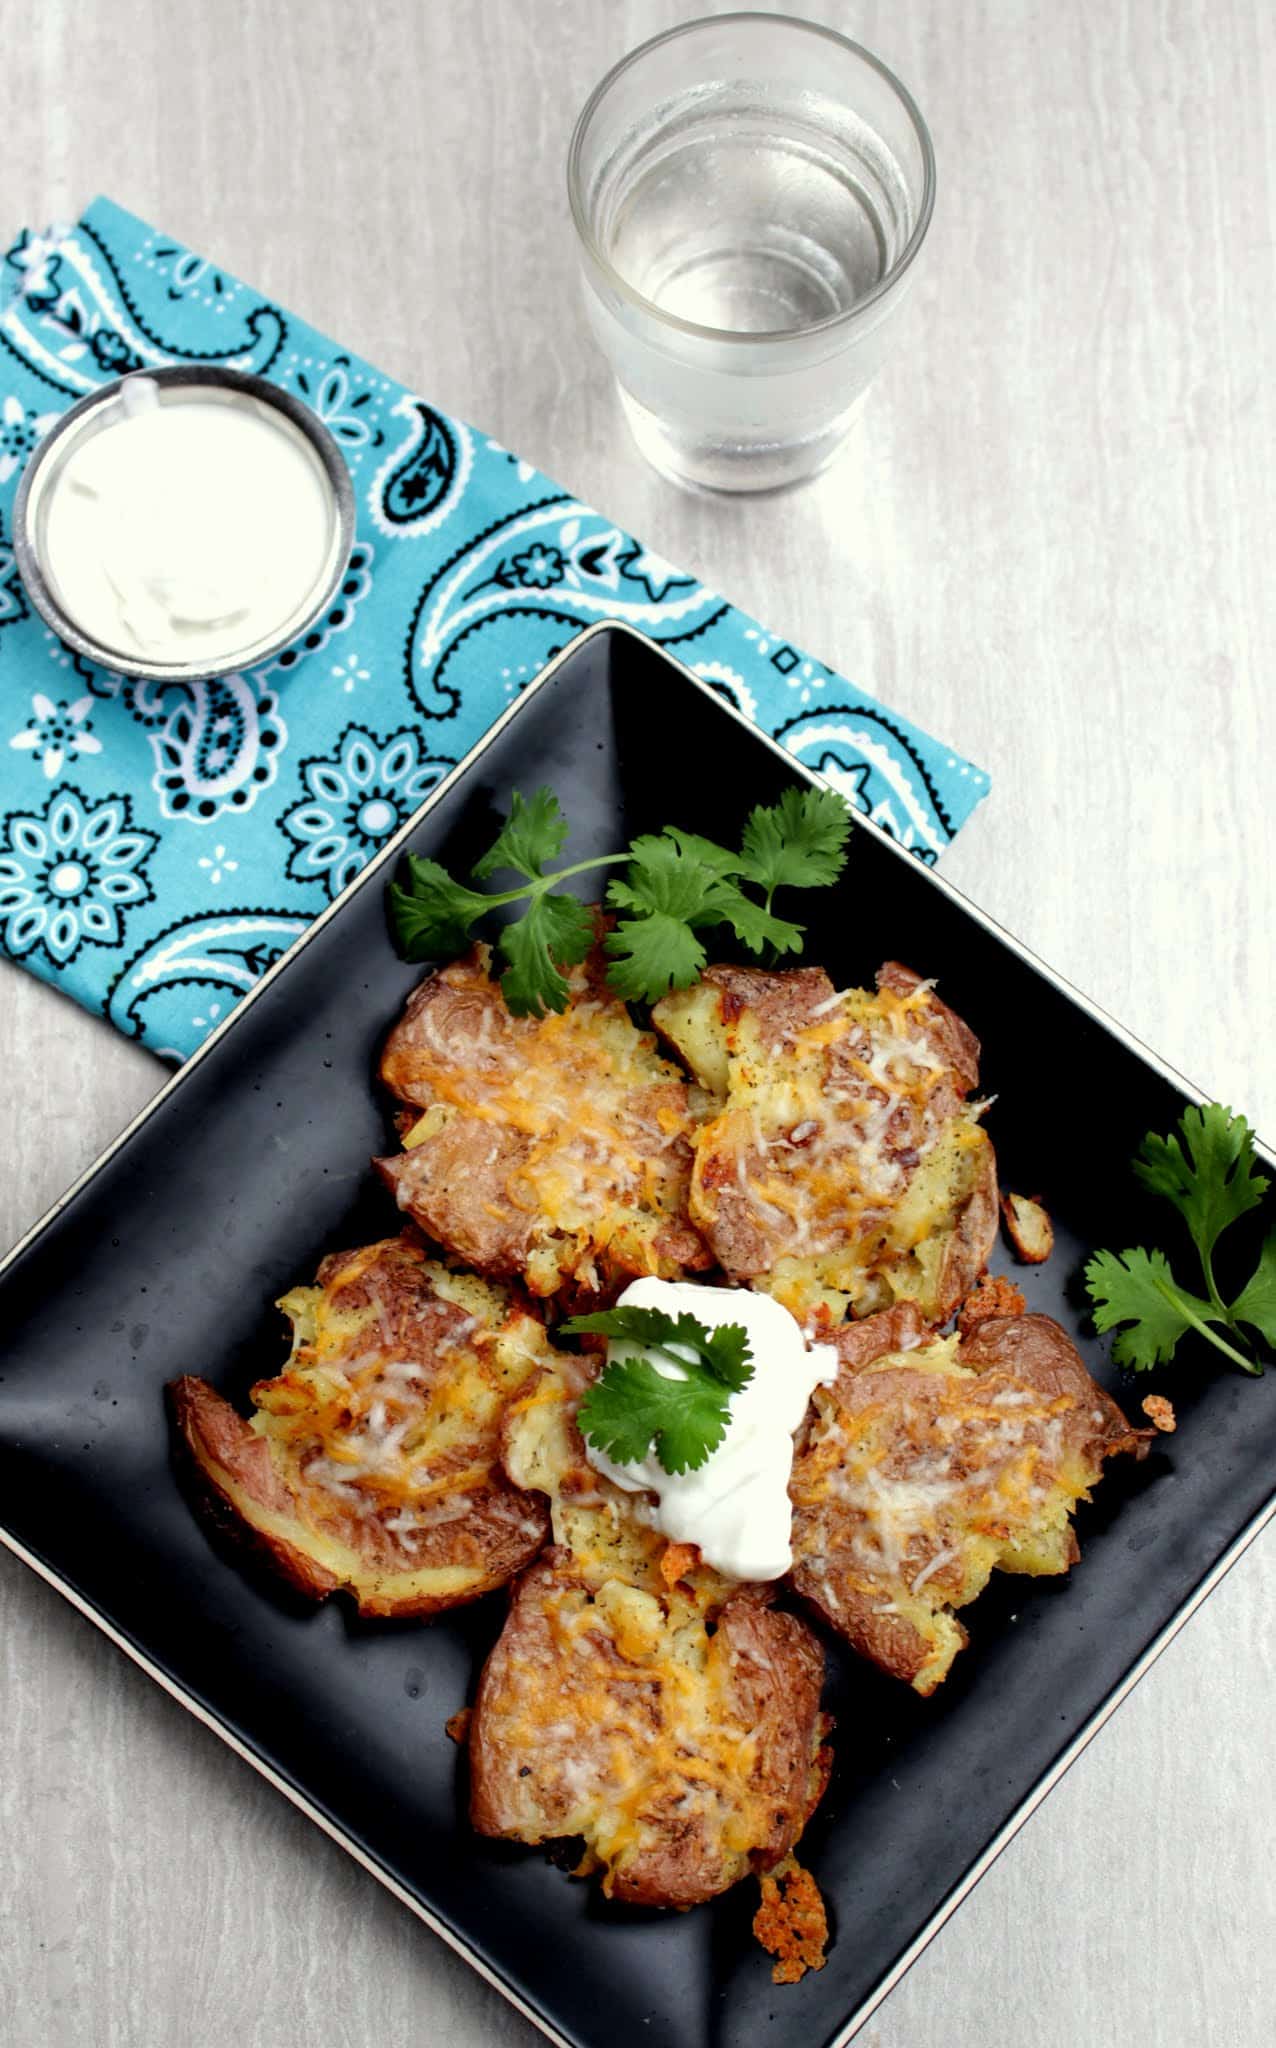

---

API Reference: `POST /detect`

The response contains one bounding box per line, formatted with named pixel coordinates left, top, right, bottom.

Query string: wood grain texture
left=1, top=1, right=1273, bottom=2043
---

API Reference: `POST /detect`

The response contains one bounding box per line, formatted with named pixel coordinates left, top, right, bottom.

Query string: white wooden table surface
left=2, top=3, right=1273, bottom=2043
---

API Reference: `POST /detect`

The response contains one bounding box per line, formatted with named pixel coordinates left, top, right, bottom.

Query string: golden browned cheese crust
left=170, top=1236, right=551, bottom=1617
left=653, top=960, right=998, bottom=1327
left=470, top=1552, right=830, bottom=1909
left=375, top=938, right=711, bottom=1305
left=753, top=1856, right=830, bottom=1984
left=788, top=1311, right=1152, bottom=1693
left=468, top=1337, right=832, bottom=1909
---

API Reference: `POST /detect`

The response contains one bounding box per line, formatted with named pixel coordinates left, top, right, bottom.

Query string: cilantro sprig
left=563, top=1304, right=754, bottom=1476
left=1085, top=1104, right=1275, bottom=1374
left=388, top=783, right=850, bottom=1018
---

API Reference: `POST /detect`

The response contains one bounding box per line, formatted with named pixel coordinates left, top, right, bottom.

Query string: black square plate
left=2, top=624, right=1273, bottom=2048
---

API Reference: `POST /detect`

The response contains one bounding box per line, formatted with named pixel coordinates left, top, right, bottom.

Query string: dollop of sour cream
left=40, top=375, right=337, bottom=667
left=584, top=1276, right=839, bottom=1582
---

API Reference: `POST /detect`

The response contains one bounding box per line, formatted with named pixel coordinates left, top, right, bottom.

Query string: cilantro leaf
left=388, top=856, right=492, bottom=961
left=565, top=1302, right=755, bottom=1475
left=1085, top=1247, right=1257, bottom=1373
left=656, top=826, right=743, bottom=877
left=738, top=786, right=851, bottom=899
left=604, top=836, right=724, bottom=1000
left=577, top=1357, right=734, bottom=1474
left=563, top=1304, right=753, bottom=1388
left=710, top=881, right=805, bottom=959
left=610, top=833, right=738, bottom=923
left=1231, top=1227, right=1276, bottom=1349
left=1134, top=1105, right=1269, bottom=1272
left=665, top=1311, right=752, bottom=1388
left=1086, top=1101, right=1275, bottom=1382
left=604, top=914, right=707, bottom=1002
left=496, top=892, right=596, bottom=1017
left=472, top=786, right=569, bottom=881
left=389, top=781, right=852, bottom=1015
left=605, top=833, right=754, bottom=1000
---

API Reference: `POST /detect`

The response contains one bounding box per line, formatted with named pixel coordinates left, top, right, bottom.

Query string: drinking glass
left=567, top=13, right=935, bottom=493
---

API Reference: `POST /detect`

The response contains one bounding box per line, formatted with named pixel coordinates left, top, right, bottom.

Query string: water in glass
left=570, top=21, right=934, bottom=493
left=601, top=90, right=912, bottom=338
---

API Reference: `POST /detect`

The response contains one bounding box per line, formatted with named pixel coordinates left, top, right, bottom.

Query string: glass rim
left=566, top=10, right=937, bottom=348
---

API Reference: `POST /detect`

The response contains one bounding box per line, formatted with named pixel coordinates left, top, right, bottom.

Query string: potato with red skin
left=788, top=1310, right=1151, bottom=1693
left=654, top=959, right=998, bottom=1327
left=470, top=1553, right=831, bottom=1910
left=170, top=1236, right=550, bottom=1619
left=376, top=936, right=710, bottom=1305
left=377, top=1118, right=534, bottom=1276
left=877, top=960, right=981, bottom=1092
left=469, top=1333, right=833, bottom=1911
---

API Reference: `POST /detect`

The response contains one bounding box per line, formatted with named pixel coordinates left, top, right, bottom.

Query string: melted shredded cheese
left=484, top=1341, right=826, bottom=1897
left=660, top=974, right=991, bottom=1322
left=790, top=1335, right=1118, bottom=1691
left=388, top=947, right=708, bottom=1292
left=248, top=1240, right=547, bottom=1574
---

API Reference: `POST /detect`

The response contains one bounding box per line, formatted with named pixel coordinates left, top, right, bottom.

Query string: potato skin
left=1001, top=1191, right=1056, bottom=1264
left=170, top=1237, right=550, bottom=1619
left=376, top=939, right=710, bottom=1304
left=789, top=1311, right=1151, bottom=1693
left=470, top=1552, right=830, bottom=1910
left=375, top=1120, right=534, bottom=1277
left=936, top=1145, right=1000, bottom=1319
left=171, top=1375, right=344, bottom=1602
left=474, top=1321, right=834, bottom=1911
left=833, top=1300, right=928, bottom=1369
left=876, top=960, right=981, bottom=1090
left=655, top=959, right=998, bottom=1326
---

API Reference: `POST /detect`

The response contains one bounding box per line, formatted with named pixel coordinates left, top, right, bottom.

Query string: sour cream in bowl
left=13, top=367, right=353, bottom=680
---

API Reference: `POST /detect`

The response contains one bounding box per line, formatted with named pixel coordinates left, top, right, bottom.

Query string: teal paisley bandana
left=0, top=198, right=988, bottom=1059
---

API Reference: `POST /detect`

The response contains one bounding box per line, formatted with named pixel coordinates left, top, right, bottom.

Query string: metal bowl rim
left=11, top=364, right=357, bottom=682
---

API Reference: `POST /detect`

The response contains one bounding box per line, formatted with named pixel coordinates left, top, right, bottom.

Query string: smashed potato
left=469, top=1341, right=832, bottom=1909
left=170, top=1235, right=550, bottom=1617
left=655, top=959, right=998, bottom=1327
left=376, top=937, right=710, bottom=1305
left=789, top=1308, right=1151, bottom=1693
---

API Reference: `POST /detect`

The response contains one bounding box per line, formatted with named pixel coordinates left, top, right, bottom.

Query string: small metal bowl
left=12, top=365, right=356, bottom=681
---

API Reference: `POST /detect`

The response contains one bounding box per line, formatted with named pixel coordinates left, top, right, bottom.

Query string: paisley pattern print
left=147, top=673, right=288, bottom=824
left=262, top=540, right=374, bottom=676
left=73, top=662, right=287, bottom=823
left=289, top=354, right=386, bottom=457
left=2, top=220, right=285, bottom=398
left=404, top=500, right=724, bottom=722
left=370, top=396, right=473, bottom=537
left=0, top=197, right=987, bottom=1061
left=0, top=507, right=28, bottom=631
left=776, top=707, right=957, bottom=865
left=106, top=909, right=310, bottom=1048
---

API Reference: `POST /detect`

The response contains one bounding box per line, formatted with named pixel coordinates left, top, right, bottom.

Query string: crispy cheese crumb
left=1141, top=1394, right=1177, bottom=1433
left=659, top=1540, right=701, bottom=1590
left=957, top=1271, right=1026, bottom=1338
left=445, top=1707, right=472, bottom=1745
left=752, top=1856, right=829, bottom=1985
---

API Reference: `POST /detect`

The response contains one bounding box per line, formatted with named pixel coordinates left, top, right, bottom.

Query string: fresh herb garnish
left=563, top=1304, right=754, bottom=1476
left=1085, top=1104, right=1275, bottom=1374
left=388, top=784, right=851, bottom=1018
